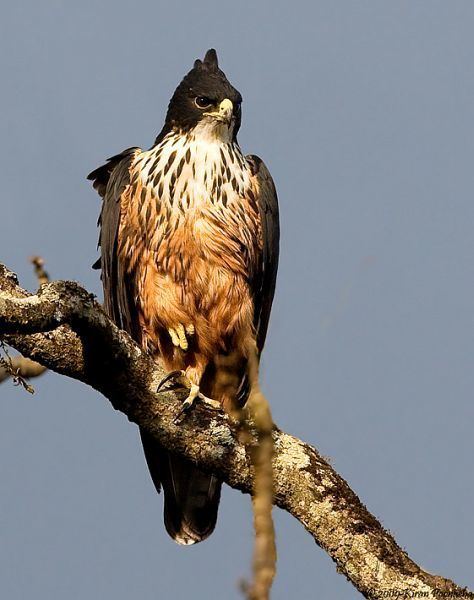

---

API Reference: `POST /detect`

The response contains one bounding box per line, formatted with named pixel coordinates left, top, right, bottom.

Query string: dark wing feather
left=87, top=147, right=138, bottom=198
left=247, top=154, right=280, bottom=353
left=235, top=155, right=279, bottom=407
left=88, top=148, right=139, bottom=336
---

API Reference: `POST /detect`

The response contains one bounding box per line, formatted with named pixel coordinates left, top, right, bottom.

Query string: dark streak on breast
left=176, top=157, right=185, bottom=179
left=153, top=171, right=162, bottom=188
left=140, top=188, right=148, bottom=208
left=163, top=151, right=177, bottom=176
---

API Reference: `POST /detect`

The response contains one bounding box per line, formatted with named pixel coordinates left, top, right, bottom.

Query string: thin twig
left=0, top=341, right=43, bottom=392
left=241, top=341, right=276, bottom=600
left=30, top=255, right=50, bottom=286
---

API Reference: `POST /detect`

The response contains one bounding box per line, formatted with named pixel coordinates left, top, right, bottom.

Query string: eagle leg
left=173, top=383, right=201, bottom=423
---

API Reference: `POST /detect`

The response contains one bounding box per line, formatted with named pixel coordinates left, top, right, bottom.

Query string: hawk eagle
left=88, top=49, right=279, bottom=545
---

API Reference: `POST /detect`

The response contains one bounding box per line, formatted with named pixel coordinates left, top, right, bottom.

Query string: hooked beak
left=204, top=98, right=233, bottom=125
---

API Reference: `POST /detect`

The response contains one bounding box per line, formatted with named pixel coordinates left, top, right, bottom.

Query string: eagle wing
left=88, top=147, right=140, bottom=338
left=234, top=155, right=279, bottom=406
left=247, top=154, right=280, bottom=354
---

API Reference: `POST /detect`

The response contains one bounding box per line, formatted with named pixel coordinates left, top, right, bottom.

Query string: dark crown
left=194, top=48, right=219, bottom=71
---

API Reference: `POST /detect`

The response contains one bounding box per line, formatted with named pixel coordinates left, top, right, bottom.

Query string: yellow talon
left=168, top=327, right=180, bottom=347
left=168, top=323, right=195, bottom=350
left=176, top=324, right=188, bottom=350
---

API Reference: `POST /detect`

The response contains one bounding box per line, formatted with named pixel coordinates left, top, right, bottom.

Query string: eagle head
left=163, top=49, right=242, bottom=142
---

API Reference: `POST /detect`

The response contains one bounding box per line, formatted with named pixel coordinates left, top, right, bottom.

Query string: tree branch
left=0, top=262, right=472, bottom=600
left=0, top=256, right=49, bottom=387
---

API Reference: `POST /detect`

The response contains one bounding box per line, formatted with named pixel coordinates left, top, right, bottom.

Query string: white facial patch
left=192, top=115, right=235, bottom=144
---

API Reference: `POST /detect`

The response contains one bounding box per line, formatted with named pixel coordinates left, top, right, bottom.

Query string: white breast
left=136, top=132, right=252, bottom=212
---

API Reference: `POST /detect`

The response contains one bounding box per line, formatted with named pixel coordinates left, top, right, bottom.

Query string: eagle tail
left=140, top=428, right=221, bottom=545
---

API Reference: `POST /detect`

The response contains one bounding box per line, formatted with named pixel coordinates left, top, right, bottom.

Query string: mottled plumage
left=88, top=49, right=279, bottom=545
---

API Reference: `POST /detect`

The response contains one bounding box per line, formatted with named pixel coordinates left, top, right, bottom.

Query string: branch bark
left=0, top=256, right=49, bottom=387
left=0, top=262, right=472, bottom=600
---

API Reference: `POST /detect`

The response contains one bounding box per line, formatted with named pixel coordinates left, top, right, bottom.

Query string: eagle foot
left=173, top=384, right=222, bottom=424
left=156, top=371, right=220, bottom=422
left=168, top=323, right=195, bottom=351
left=156, top=370, right=188, bottom=393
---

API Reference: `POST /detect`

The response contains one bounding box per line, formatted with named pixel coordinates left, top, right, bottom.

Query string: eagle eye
left=195, top=96, right=213, bottom=109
